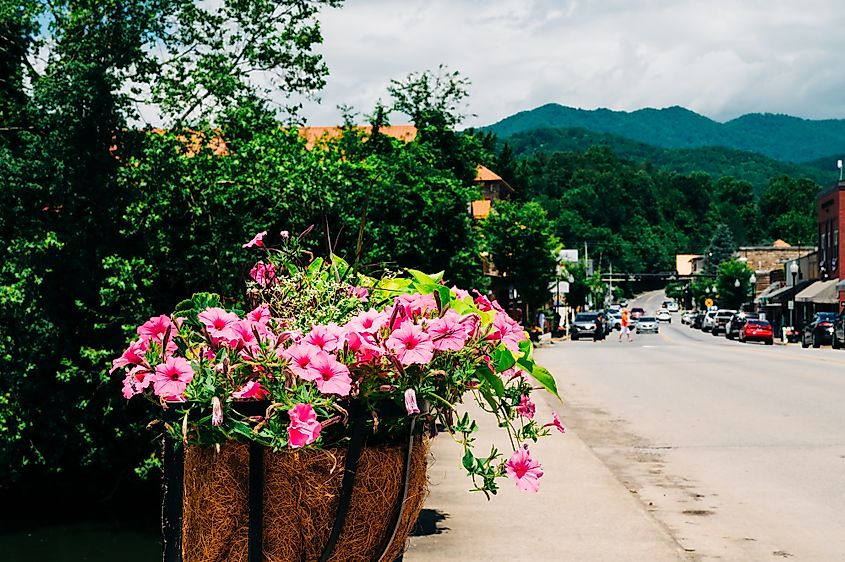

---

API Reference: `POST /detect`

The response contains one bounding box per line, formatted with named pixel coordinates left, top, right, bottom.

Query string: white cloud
left=298, top=0, right=845, bottom=127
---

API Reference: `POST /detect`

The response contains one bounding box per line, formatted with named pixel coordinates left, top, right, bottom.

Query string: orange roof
left=772, top=239, right=791, bottom=248
left=475, top=165, right=503, bottom=182
left=148, top=128, right=229, bottom=157
left=299, top=125, right=418, bottom=149
left=471, top=199, right=492, bottom=219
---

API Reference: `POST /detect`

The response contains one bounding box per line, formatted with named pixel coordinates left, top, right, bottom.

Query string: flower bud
left=211, top=396, right=223, bottom=427
left=404, top=388, right=420, bottom=416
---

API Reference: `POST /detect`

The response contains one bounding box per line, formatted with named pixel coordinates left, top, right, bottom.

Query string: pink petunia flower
left=279, top=230, right=289, bottom=239
left=137, top=314, right=176, bottom=343
left=450, top=285, right=471, bottom=300
left=121, top=365, right=150, bottom=399
left=246, top=304, right=271, bottom=325
left=428, top=314, right=469, bottom=351
left=350, top=286, right=369, bottom=302
left=306, top=351, right=352, bottom=397
left=385, top=321, right=434, bottom=366
left=345, top=330, right=381, bottom=363
left=198, top=307, right=240, bottom=339
left=249, top=261, right=277, bottom=287
left=505, top=445, right=544, bottom=492
left=242, top=231, right=267, bottom=248
left=152, top=356, right=194, bottom=397
left=287, top=403, right=321, bottom=448
left=346, top=309, right=388, bottom=335
left=303, top=324, right=344, bottom=352
left=110, top=338, right=150, bottom=374
left=395, top=293, right=437, bottom=317
left=516, top=395, right=535, bottom=419
left=404, top=388, right=420, bottom=415
left=283, top=343, right=320, bottom=381
left=543, top=411, right=566, bottom=434
left=232, top=380, right=270, bottom=400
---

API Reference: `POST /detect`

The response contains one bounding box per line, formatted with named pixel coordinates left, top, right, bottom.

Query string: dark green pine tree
left=705, top=223, right=737, bottom=274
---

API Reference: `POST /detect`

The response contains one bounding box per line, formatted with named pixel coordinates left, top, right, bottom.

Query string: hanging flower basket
left=113, top=228, right=562, bottom=562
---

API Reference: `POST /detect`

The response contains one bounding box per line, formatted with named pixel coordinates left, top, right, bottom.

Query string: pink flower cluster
left=112, top=284, right=561, bottom=474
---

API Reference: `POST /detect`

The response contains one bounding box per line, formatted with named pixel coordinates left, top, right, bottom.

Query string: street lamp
left=789, top=261, right=800, bottom=332
left=734, top=278, right=741, bottom=288
left=749, top=273, right=757, bottom=311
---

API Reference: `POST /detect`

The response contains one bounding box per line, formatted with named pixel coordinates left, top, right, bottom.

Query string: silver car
left=636, top=316, right=659, bottom=334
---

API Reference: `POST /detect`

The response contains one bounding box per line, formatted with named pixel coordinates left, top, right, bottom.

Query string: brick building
left=817, top=180, right=845, bottom=310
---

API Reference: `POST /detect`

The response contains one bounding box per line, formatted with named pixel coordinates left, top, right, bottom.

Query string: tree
left=484, top=201, right=558, bottom=318
left=705, top=223, right=736, bottom=274
left=758, top=176, right=820, bottom=245
left=715, top=258, right=754, bottom=309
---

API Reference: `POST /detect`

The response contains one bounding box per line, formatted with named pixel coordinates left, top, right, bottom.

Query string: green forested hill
left=483, top=103, right=845, bottom=164
left=500, top=126, right=835, bottom=191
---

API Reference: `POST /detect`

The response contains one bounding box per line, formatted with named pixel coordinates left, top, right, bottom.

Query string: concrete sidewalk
left=403, top=385, right=689, bottom=561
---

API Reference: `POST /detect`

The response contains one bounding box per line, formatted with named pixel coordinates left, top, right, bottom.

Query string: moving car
left=630, top=307, right=645, bottom=320
left=605, top=310, right=622, bottom=331
left=570, top=312, right=600, bottom=341
left=801, top=312, right=836, bottom=348
left=636, top=316, right=659, bottom=334
left=666, top=301, right=680, bottom=312
left=739, top=319, right=774, bottom=345
left=711, top=309, right=737, bottom=336
left=656, top=309, right=672, bottom=323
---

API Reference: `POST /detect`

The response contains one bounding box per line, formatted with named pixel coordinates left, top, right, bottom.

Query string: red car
left=739, top=319, right=774, bottom=345
left=630, top=307, right=645, bottom=320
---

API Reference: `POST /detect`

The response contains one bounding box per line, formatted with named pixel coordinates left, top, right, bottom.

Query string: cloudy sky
left=298, top=0, right=845, bottom=128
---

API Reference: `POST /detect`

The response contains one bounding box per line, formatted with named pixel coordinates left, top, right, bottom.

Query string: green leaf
left=531, top=365, right=560, bottom=400
left=490, top=345, right=516, bottom=373
left=407, top=269, right=437, bottom=286
left=477, top=365, right=505, bottom=397
left=462, top=448, right=475, bottom=472
left=307, top=257, right=324, bottom=276
left=435, top=285, right=452, bottom=311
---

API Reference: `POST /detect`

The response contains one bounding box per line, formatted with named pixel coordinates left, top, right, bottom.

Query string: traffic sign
left=704, top=298, right=714, bottom=308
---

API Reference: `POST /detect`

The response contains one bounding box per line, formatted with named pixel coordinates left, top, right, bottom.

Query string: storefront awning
left=761, top=280, right=813, bottom=306
left=795, top=279, right=839, bottom=304
left=836, top=279, right=845, bottom=292
left=754, top=281, right=781, bottom=303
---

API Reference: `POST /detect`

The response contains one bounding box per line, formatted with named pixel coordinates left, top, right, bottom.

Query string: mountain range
left=482, top=103, right=845, bottom=168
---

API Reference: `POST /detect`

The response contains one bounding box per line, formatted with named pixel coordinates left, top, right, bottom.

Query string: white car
left=701, top=310, right=718, bottom=332
left=656, top=309, right=672, bottom=323
left=666, top=301, right=679, bottom=312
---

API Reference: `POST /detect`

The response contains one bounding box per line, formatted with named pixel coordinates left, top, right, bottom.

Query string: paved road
left=406, top=291, right=845, bottom=561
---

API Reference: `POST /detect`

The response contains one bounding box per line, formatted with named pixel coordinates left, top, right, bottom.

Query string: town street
left=406, top=291, right=845, bottom=561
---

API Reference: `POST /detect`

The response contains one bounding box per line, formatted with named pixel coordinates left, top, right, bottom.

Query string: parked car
left=834, top=312, right=845, bottom=349
left=630, top=307, right=645, bottom=320
left=605, top=310, right=622, bottom=331
left=801, top=312, right=837, bottom=348
left=666, top=301, right=680, bottom=312
left=701, top=310, right=718, bottom=332
left=571, top=312, right=599, bottom=341
left=711, top=309, right=737, bottom=336
left=636, top=316, right=659, bottom=334
left=692, top=312, right=705, bottom=329
left=739, top=319, right=774, bottom=345
left=656, top=309, right=672, bottom=323
left=726, top=312, right=760, bottom=340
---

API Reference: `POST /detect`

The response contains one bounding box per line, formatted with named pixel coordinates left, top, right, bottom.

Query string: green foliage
left=484, top=103, right=845, bottom=164
left=715, top=258, right=754, bottom=309
left=705, top=224, right=737, bottom=274
left=483, top=201, right=558, bottom=316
